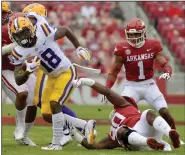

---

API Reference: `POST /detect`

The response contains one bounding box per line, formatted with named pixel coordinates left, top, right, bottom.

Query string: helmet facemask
left=12, top=28, right=36, bottom=48
left=125, top=29, right=146, bottom=48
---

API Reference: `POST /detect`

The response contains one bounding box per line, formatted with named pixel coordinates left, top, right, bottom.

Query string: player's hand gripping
left=25, top=56, right=40, bottom=73
left=76, top=46, right=91, bottom=61
left=159, top=73, right=171, bottom=81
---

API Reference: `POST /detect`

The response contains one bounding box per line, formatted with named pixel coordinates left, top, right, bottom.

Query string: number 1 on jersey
left=138, top=61, right=145, bottom=79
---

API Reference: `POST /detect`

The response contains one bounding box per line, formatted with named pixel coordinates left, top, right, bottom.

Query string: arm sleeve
left=114, top=43, right=124, bottom=57
left=10, top=47, right=24, bottom=65
left=155, top=40, right=163, bottom=53
left=40, top=22, right=57, bottom=41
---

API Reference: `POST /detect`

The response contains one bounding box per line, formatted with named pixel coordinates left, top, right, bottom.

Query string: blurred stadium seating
left=141, top=2, right=185, bottom=71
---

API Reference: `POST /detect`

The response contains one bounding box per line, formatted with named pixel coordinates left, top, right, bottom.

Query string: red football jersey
left=2, top=24, right=15, bottom=71
left=114, top=105, right=141, bottom=127
left=110, top=105, right=140, bottom=140
left=114, top=39, right=163, bottom=81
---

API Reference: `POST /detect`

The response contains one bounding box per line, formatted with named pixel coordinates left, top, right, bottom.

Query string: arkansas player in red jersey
left=71, top=78, right=180, bottom=151
left=2, top=3, right=36, bottom=146
left=105, top=18, right=176, bottom=130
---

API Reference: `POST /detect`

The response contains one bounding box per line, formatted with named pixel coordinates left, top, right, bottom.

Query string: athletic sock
left=23, top=122, right=34, bottom=137
left=52, top=112, right=65, bottom=145
left=16, top=107, right=27, bottom=128
left=153, top=116, right=171, bottom=137
left=64, top=114, right=87, bottom=129
left=128, top=132, right=148, bottom=145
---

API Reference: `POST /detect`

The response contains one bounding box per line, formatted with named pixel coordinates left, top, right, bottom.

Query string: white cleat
left=60, top=135, right=72, bottom=146
left=180, top=140, right=185, bottom=145
left=85, top=120, right=96, bottom=144
left=41, top=143, right=62, bottom=150
left=21, top=137, right=37, bottom=146
left=14, top=127, right=24, bottom=141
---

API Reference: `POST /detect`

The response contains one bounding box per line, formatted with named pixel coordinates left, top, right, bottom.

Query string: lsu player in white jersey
left=9, top=10, right=96, bottom=151
left=21, top=3, right=86, bottom=146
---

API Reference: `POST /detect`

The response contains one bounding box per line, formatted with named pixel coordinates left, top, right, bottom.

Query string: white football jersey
left=11, top=13, right=71, bottom=77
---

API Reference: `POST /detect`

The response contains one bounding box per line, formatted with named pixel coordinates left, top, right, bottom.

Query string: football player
left=9, top=12, right=95, bottom=151
left=105, top=18, right=176, bottom=130
left=72, top=78, right=181, bottom=151
left=22, top=3, right=84, bottom=146
left=2, top=2, right=36, bottom=146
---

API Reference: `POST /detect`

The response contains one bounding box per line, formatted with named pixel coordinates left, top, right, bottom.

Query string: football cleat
left=169, top=129, right=180, bottom=148
left=41, top=143, right=62, bottom=150
left=21, top=137, right=37, bottom=146
left=147, top=138, right=164, bottom=150
left=84, top=120, right=96, bottom=144
left=14, top=127, right=24, bottom=140
left=60, top=134, right=72, bottom=146
left=180, top=140, right=185, bottom=145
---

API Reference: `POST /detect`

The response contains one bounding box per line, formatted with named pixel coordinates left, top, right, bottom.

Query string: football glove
left=25, top=56, right=40, bottom=73
left=159, top=73, right=171, bottom=81
left=76, top=46, right=91, bottom=61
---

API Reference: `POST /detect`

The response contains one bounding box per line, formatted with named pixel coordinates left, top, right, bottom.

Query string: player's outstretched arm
left=81, top=137, right=119, bottom=150
left=72, top=78, right=130, bottom=107
left=156, top=52, right=173, bottom=81
left=54, top=26, right=80, bottom=48
left=2, top=42, right=17, bottom=55
left=54, top=26, right=91, bottom=61
left=106, top=55, right=124, bottom=89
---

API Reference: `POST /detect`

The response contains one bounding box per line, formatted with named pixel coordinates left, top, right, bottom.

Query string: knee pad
left=116, top=126, right=136, bottom=146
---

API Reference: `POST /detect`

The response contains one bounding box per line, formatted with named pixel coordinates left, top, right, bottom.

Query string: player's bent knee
left=116, top=126, right=136, bottom=146
left=17, top=91, right=28, bottom=101
left=146, top=109, right=157, bottom=125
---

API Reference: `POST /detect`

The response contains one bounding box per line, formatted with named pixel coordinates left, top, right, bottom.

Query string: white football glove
left=25, top=56, right=40, bottom=73
left=72, top=79, right=82, bottom=88
left=159, top=73, right=171, bottom=81
left=76, top=46, right=91, bottom=61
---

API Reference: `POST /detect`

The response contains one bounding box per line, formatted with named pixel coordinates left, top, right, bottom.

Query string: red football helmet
left=8, top=12, right=25, bottom=42
left=125, top=18, right=146, bottom=48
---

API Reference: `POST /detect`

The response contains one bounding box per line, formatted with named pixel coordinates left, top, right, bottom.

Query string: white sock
left=153, top=116, right=171, bottom=137
left=71, top=128, right=84, bottom=143
left=64, top=114, right=87, bottom=129
left=52, top=112, right=65, bottom=145
left=81, top=78, right=95, bottom=86
left=23, top=122, right=34, bottom=137
left=16, top=107, right=27, bottom=128
left=128, top=132, right=147, bottom=145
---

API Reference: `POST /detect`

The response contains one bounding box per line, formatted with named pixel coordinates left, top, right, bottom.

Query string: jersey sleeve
left=10, top=47, right=25, bottom=65
left=40, top=22, right=57, bottom=41
left=114, top=43, right=124, bottom=56
left=154, top=39, right=163, bottom=53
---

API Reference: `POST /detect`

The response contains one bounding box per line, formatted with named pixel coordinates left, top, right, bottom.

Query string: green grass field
left=2, top=104, right=185, bottom=155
